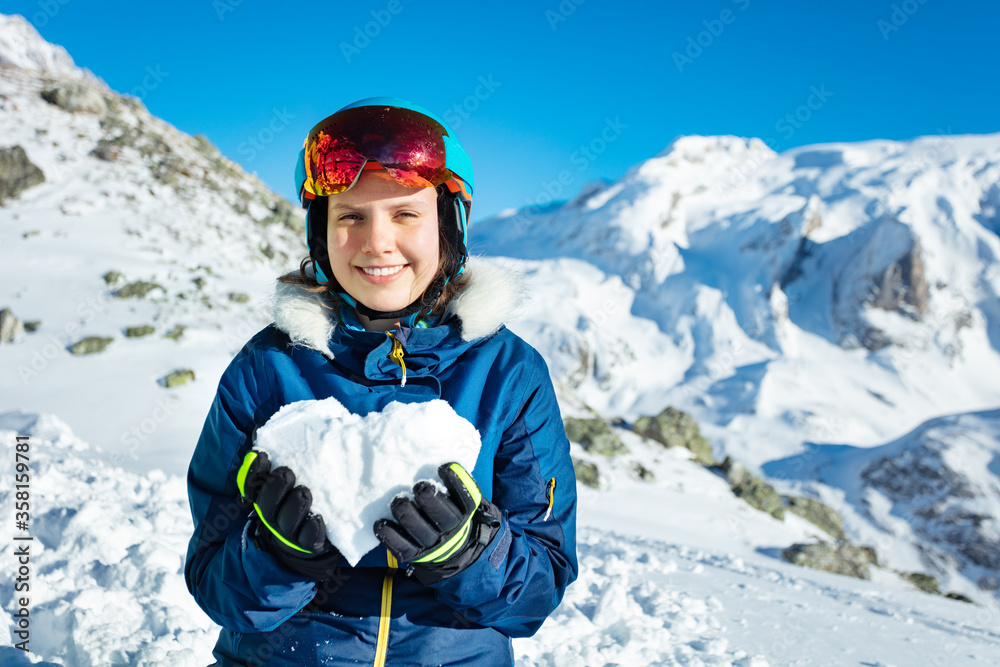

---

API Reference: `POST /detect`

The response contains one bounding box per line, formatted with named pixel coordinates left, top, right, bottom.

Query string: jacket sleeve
left=429, top=349, right=579, bottom=637
left=184, top=345, right=318, bottom=633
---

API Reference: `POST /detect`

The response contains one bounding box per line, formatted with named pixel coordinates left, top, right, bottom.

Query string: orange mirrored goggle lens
left=303, top=105, right=451, bottom=196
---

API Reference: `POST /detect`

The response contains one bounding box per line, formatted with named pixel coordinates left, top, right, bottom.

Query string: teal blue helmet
left=294, top=97, right=473, bottom=323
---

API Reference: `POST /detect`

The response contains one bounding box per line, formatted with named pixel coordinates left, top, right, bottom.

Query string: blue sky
left=6, top=0, right=998, bottom=222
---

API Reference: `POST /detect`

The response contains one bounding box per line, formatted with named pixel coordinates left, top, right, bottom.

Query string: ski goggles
left=300, top=105, right=463, bottom=199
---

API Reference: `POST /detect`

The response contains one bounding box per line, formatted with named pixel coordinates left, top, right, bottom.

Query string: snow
left=0, top=413, right=215, bottom=667
left=5, top=412, right=1000, bottom=666
left=254, top=397, right=481, bottom=566
left=3, top=11, right=1000, bottom=667
left=0, top=14, right=95, bottom=82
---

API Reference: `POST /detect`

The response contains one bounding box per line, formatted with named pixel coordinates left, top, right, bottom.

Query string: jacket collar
left=271, top=256, right=526, bottom=360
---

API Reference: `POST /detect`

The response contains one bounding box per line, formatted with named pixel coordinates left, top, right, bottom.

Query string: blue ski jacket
left=185, top=258, right=578, bottom=666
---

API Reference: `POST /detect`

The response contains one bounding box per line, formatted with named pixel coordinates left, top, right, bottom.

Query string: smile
left=359, top=265, right=405, bottom=277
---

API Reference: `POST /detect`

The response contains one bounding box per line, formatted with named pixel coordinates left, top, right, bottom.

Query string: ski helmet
left=294, top=97, right=474, bottom=323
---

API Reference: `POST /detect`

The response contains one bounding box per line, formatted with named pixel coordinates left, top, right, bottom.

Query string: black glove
left=374, top=462, right=501, bottom=585
left=238, top=450, right=342, bottom=581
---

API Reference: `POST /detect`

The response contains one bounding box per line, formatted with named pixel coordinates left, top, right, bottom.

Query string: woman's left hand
left=374, top=462, right=500, bottom=584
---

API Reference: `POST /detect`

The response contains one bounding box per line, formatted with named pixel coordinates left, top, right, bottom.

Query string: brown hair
left=277, top=186, right=468, bottom=319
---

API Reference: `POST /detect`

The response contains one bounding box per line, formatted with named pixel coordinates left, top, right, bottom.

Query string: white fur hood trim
left=271, top=256, right=527, bottom=359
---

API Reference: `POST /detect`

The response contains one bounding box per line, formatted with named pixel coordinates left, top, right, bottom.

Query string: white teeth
left=362, top=265, right=404, bottom=277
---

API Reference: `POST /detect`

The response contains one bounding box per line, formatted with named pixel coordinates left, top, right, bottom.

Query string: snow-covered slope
left=0, top=14, right=95, bottom=82
left=0, top=14, right=304, bottom=475
left=5, top=412, right=999, bottom=667
left=3, top=11, right=1000, bottom=665
left=767, top=408, right=1000, bottom=604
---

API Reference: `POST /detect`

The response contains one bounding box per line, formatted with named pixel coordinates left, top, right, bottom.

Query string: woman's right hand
left=238, top=450, right=343, bottom=580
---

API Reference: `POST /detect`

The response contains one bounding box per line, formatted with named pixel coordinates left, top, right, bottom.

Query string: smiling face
left=326, top=169, right=440, bottom=325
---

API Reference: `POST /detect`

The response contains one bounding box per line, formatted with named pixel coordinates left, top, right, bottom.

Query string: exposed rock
left=862, top=439, right=1000, bottom=571
left=124, top=325, right=155, bottom=338
left=782, top=542, right=878, bottom=580
left=785, top=495, right=847, bottom=540
left=564, top=417, right=629, bottom=457
left=260, top=198, right=305, bottom=232
left=163, top=325, right=185, bottom=341
left=831, top=217, right=930, bottom=352
left=163, top=369, right=195, bottom=388
left=0, top=145, right=45, bottom=203
left=228, top=292, right=250, bottom=304
left=633, top=406, right=717, bottom=465
left=944, top=592, right=974, bottom=604
left=0, top=308, right=26, bottom=343
left=573, top=458, right=600, bottom=489
left=40, top=81, right=108, bottom=115
left=631, top=462, right=655, bottom=483
left=871, top=242, right=929, bottom=317
left=98, top=111, right=145, bottom=151
left=102, top=270, right=122, bottom=285
left=900, top=572, right=940, bottom=594
left=90, top=141, right=120, bottom=162
left=192, top=277, right=207, bottom=290
left=114, top=280, right=164, bottom=299
left=69, top=336, right=113, bottom=355
left=23, top=320, right=41, bottom=332
left=719, top=456, right=785, bottom=520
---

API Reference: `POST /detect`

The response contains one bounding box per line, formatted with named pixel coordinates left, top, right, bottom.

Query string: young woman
left=185, top=98, right=578, bottom=666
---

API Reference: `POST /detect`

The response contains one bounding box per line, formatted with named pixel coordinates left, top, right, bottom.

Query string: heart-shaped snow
left=254, top=397, right=482, bottom=566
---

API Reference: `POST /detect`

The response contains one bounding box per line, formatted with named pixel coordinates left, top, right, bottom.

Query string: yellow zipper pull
left=386, top=332, right=407, bottom=387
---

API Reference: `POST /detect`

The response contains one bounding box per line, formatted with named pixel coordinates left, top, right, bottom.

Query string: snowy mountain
left=473, top=129, right=1000, bottom=606
left=0, top=14, right=95, bottom=82
left=0, top=14, right=304, bottom=474
left=475, top=133, right=1000, bottom=454
left=2, top=12, right=1000, bottom=666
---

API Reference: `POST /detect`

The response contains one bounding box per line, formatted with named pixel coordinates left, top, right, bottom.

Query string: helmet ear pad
left=306, top=197, right=333, bottom=285
left=437, top=188, right=468, bottom=281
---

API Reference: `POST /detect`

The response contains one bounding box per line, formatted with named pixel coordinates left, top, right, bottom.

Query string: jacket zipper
left=373, top=550, right=398, bottom=667
left=386, top=332, right=407, bottom=387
